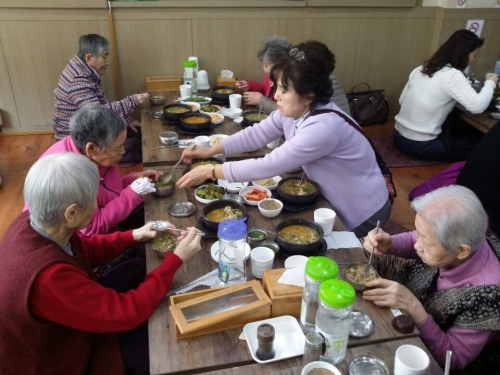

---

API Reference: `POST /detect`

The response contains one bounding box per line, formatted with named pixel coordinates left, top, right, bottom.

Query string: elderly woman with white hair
left=53, top=34, right=148, bottom=163
left=362, top=185, right=500, bottom=372
left=0, top=152, right=201, bottom=375
left=25, top=104, right=161, bottom=236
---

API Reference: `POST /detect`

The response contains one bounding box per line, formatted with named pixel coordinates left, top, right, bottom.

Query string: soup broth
left=152, top=234, right=178, bottom=252
left=279, top=225, right=319, bottom=244
left=245, top=113, right=269, bottom=122
left=183, top=116, right=209, bottom=124
left=165, top=106, right=190, bottom=114
left=280, top=179, right=316, bottom=196
left=214, top=89, right=235, bottom=94
left=206, top=206, right=244, bottom=222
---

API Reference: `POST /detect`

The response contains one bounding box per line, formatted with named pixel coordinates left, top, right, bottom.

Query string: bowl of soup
left=163, top=103, right=192, bottom=123
left=275, top=218, right=323, bottom=256
left=179, top=113, right=211, bottom=132
left=153, top=179, right=174, bottom=197
left=202, top=200, right=248, bottom=233
left=211, top=86, right=236, bottom=103
left=277, top=177, right=319, bottom=206
left=242, top=110, right=269, bottom=128
left=344, top=263, right=380, bottom=292
left=151, top=233, right=178, bottom=258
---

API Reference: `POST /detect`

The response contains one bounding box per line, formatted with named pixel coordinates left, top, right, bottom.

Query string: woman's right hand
left=235, top=80, right=249, bottom=94
left=363, top=228, right=392, bottom=256
left=180, top=145, right=214, bottom=164
left=487, top=74, right=499, bottom=86
left=173, top=227, right=202, bottom=262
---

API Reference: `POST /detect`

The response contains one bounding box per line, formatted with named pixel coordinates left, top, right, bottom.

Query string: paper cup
left=250, top=247, right=274, bottom=278
left=266, top=138, right=280, bottom=149
left=229, top=94, right=242, bottom=109
left=179, top=84, right=192, bottom=98
left=394, top=345, right=430, bottom=375
left=194, top=136, right=210, bottom=147
left=314, top=208, right=336, bottom=236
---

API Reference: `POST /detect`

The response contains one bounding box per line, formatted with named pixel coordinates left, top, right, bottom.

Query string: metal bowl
left=211, top=86, right=237, bottom=103
left=275, top=218, right=323, bottom=256
left=259, top=240, right=280, bottom=254
left=344, top=263, right=379, bottom=292
left=152, top=109, right=163, bottom=119
left=220, top=193, right=245, bottom=204
left=159, top=131, right=179, bottom=146
left=202, top=200, right=248, bottom=233
left=348, top=355, right=389, bottom=375
left=151, top=233, right=177, bottom=259
left=153, top=180, right=174, bottom=197
left=277, top=177, right=319, bottom=206
left=150, top=94, right=165, bottom=106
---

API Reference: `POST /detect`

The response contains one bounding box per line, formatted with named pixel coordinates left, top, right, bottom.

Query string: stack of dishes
left=198, top=70, right=210, bottom=91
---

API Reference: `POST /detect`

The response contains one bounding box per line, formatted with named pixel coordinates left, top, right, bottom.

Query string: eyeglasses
left=289, top=48, right=305, bottom=61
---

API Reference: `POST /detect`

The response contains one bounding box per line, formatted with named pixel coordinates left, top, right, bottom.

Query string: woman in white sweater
left=393, top=29, right=498, bottom=161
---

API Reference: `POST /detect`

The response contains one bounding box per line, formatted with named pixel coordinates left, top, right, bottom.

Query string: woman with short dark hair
left=393, top=29, right=498, bottom=161
left=178, top=41, right=390, bottom=237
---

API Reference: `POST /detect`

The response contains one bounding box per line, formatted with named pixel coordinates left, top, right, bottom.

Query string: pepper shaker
left=302, top=331, right=324, bottom=366
left=256, top=323, right=275, bottom=360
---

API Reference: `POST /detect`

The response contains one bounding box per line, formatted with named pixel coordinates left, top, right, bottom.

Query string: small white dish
left=181, top=101, right=200, bottom=112
left=284, top=255, right=309, bottom=269
left=180, top=96, right=212, bottom=106
left=239, top=186, right=272, bottom=206
left=217, top=179, right=249, bottom=193
left=243, top=315, right=305, bottom=364
left=210, top=241, right=250, bottom=264
left=302, top=361, right=342, bottom=375
left=252, top=176, right=282, bottom=191
left=257, top=198, right=283, bottom=218
left=208, top=113, right=224, bottom=125
left=210, top=134, right=229, bottom=146
left=225, top=107, right=243, bottom=119
left=200, top=104, right=222, bottom=115
left=194, top=184, right=225, bottom=204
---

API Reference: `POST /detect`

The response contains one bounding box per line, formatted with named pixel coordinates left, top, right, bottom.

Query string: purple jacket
left=23, top=137, right=143, bottom=236
left=53, top=55, right=139, bottom=140
left=389, top=231, right=500, bottom=369
left=221, top=102, right=388, bottom=230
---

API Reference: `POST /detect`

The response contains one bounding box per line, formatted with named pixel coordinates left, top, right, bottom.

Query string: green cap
left=183, top=60, right=196, bottom=68
left=319, top=279, right=355, bottom=308
left=305, top=256, right=338, bottom=282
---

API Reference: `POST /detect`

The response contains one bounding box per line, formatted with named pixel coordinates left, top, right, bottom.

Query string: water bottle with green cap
left=300, top=256, right=338, bottom=334
left=183, top=60, right=197, bottom=94
left=217, top=219, right=247, bottom=285
left=316, top=279, right=355, bottom=364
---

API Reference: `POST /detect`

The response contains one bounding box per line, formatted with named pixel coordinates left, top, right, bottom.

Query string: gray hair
left=24, top=153, right=99, bottom=228
left=411, top=185, right=488, bottom=254
left=70, top=104, right=127, bottom=152
left=77, top=34, right=111, bottom=59
left=257, top=36, right=293, bottom=64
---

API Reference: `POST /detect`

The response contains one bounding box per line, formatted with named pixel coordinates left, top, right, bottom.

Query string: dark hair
left=269, top=40, right=335, bottom=107
left=77, top=34, right=110, bottom=59
left=421, top=29, right=484, bottom=77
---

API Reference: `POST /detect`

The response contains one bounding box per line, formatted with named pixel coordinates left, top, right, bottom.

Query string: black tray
left=278, top=238, right=327, bottom=259
left=271, top=190, right=320, bottom=212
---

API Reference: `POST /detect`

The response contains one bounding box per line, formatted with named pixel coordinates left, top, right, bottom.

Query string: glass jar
left=217, top=220, right=247, bottom=285
left=183, top=60, right=198, bottom=94
left=315, top=279, right=355, bottom=364
left=300, top=256, right=338, bottom=334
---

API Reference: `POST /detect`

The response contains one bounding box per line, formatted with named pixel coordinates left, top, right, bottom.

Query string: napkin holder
left=262, top=268, right=303, bottom=319
left=146, top=75, right=183, bottom=92
left=169, top=280, right=271, bottom=339
left=217, top=75, right=236, bottom=87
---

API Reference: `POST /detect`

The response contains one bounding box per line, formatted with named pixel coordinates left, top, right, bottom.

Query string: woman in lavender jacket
left=178, top=41, right=390, bottom=237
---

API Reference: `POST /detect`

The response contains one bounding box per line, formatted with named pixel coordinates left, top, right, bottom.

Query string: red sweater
left=0, top=211, right=183, bottom=374
left=247, top=75, right=273, bottom=98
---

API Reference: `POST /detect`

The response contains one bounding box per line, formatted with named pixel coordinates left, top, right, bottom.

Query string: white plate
left=181, top=101, right=201, bottom=112
left=252, top=176, right=282, bottom=191
left=243, top=315, right=305, bottom=364
left=200, top=104, right=222, bottom=115
left=217, top=179, right=249, bottom=193
left=210, top=241, right=251, bottom=264
left=284, top=255, right=309, bottom=269
left=209, top=114, right=224, bottom=125
left=210, top=134, right=229, bottom=146
left=239, top=186, right=272, bottom=206
left=180, top=96, right=212, bottom=106
left=194, top=185, right=225, bottom=204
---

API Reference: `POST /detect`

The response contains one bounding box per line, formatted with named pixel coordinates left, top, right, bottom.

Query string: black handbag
left=346, top=83, right=389, bottom=126
left=311, top=109, right=397, bottom=204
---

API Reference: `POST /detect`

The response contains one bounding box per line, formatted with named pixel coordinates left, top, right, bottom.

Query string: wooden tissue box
left=146, top=75, right=183, bottom=92
left=217, top=75, right=236, bottom=87
left=262, top=268, right=303, bottom=319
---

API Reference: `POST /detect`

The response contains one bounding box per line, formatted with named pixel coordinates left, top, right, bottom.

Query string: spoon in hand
left=151, top=221, right=205, bottom=236
left=160, top=144, right=195, bottom=184
left=365, top=220, right=381, bottom=280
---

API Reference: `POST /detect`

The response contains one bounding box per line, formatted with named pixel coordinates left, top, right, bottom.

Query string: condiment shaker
left=302, top=331, right=324, bottom=366
left=256, top=323, right=275, bottom=360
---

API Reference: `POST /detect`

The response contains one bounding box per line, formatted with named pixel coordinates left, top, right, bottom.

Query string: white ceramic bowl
left=180, top=96, right=211, bottom=106
left=208, top=113, right=224, bottom=125
left=217, top=179, right=249, bottom=193
left=252, top=176, right=282, bottom=191
left=200, top=104, right=222, bottom=115
left=301, top=361, right=342, bottom=375
left=210, top=134, right=229, bottom=146
left=181, top=101, right=200, bottom=112
left=239, top=186, right=272, bottom=206
left=194, top=184, right=226, bottom=204
left=226, top=108, right=243, bottom=119
left=257, top=198, right=283, bottom=218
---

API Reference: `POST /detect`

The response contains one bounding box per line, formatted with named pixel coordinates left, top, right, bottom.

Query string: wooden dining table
left=456, top=103, right=497, bottom=134
left=141, top=90, right=273, bottom=167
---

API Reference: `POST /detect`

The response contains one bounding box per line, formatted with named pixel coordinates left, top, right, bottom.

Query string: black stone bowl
left=202, top=200, right=248, bottom=233
left=163, top=103, right=192, bottom=123
left=277, top=177, right=320, bottom=206
left=242, top=110, right=270, bottom=128
left=179, top=113, right=211, bottom=132
left=211, top=86, right=237, bottom=103
left=275, top=218, right=324, bottom=256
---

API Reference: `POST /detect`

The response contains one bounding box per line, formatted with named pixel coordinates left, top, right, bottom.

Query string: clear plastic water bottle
left=300, top=256, right=338, bottom=334
left=217, top=220, right=247, bottom=285
left=183, top=60, right=198, bottom=94
left=315, top=279, right=355, bottom=364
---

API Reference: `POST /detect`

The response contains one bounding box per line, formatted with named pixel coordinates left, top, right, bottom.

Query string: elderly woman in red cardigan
left=0, top=152, right=201, bottom=375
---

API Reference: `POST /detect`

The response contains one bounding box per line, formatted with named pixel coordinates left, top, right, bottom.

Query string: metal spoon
left=299, top=171, right=305, bottom=186
left=160, top=144, right=195, bottom=184
left=444, top=350, right=452, bottom=375
left=365, top=220, right=381, bottom=279
left=258, top=101, right=263, bottom=117
left=151, top=221, right=205, bottom=236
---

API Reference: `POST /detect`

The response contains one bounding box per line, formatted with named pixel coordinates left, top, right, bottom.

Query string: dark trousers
left=100, top=258, right=149, bottom=375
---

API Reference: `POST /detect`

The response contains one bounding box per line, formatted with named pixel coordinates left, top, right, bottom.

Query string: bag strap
left=351, top=82, right=371, bottom=92
left=310, top=109, right=387, bottom=172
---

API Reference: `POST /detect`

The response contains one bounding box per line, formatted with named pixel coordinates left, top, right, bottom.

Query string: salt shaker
left=256, top=323, right=275, bottom=360
left=302, top=331, right=324, bottom=366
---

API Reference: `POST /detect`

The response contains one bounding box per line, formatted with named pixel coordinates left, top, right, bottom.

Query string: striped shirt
left=53, top=55, right=139, bottom=140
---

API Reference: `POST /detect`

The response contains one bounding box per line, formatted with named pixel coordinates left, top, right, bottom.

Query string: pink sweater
left=23, top=137, right=143, bottom=236
left=389, top=231, right=500, bottom=369
left=246, top=75, right=273, bottom=97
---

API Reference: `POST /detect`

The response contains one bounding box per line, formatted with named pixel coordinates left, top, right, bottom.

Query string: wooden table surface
left=145, top=168, right=420, bottom=375
left=141, top=90, right=272, bottom=167
left=456, top=103, right=497, bottom=134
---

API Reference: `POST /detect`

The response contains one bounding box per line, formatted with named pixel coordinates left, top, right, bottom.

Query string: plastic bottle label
left=218, top=261, right=230, bottom=283
left=316, top=327, right=348, bottom=360
left=300, top=299, right=307, bottom=326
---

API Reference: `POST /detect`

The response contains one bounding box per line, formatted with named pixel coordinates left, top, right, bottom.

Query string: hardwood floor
left=0, top=119, right=449, bottom=240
